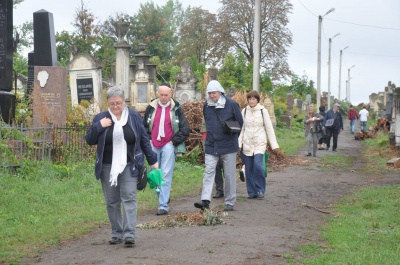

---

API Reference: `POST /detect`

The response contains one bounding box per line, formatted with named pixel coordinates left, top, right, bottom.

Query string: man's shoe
left=257, top=192, right=264, bottom=199
left=332, top=149, right=337, bottom=152
left=124, top=237, right=135, bottom=247
left=194, top=200, right=210, bottom=210
left=306, top=153, right=312, bottom=157
left=156, top=209, right=168, bottom=215
left=108, top=237, right=122, bottom=245
left=224, top=204, right=234, bottom=211
left=247, top=195, right=257, bottom=199
left=213, top=191, right=224, bottom=198
left=239, top=169, right=245, bottom=182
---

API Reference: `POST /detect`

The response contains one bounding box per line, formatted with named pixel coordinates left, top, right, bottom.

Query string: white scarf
left=157, top=100, right=171, bottom=141
left=108, top=106, right=129, bottom=187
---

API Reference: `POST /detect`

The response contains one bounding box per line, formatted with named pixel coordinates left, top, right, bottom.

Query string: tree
left=55, top=31, right=75, bottom=66
left=13, top=0, right=24, bottom=6
left=72, top=0, right=99, bottom=54
left=175, top=7, right=222, bottom=65
left=218, top=0, right=292, bottom=80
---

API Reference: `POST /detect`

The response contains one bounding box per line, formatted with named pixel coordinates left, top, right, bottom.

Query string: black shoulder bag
left=127, top=150, right=148, bottom=191
left=215, top=108, right=241, bottom=134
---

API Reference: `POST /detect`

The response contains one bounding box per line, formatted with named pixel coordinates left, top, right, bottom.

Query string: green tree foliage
left=55, top=31, right=75, bottom=66
left=218, top=52, right=253, bottom=91
left=174, top=7, right=221, bottom=65
left=12, top=0, right=24, bottom=6
left=218, top=0, right=293, bottom=80
left=13, top=53, right=28, bottom=76
left=14, top=21, right=33, bottom=53
left=289, top=74, right=316, bottom=99
left=93, top=34, right=116, bottom=78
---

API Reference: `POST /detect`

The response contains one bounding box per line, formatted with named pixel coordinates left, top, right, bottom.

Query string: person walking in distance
left=317, top=106, right=327, bottom=150
left=359, top=106, right=369, bottom=132
left=323, top=103, right=343, bottom=152
left=143, top=83, right=190, bottom=215
left=304, top=105, right=324, bottom=157
left=194, top=80, right=243, bottom=211
left=347, top=105, right=359, bottom=134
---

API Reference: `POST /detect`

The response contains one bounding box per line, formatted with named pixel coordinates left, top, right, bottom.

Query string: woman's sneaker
left=239, top=169, right=245, bottom=182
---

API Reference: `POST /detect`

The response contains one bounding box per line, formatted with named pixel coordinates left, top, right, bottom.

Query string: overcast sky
left=14, top=0, right=400, bottom=105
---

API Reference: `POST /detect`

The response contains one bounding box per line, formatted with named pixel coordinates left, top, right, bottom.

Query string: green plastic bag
left=263, top=152, right=269, bottom=178
left=147, top=169, right=164, bottom=189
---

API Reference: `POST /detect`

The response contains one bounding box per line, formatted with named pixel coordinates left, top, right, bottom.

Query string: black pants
left=326, top=128, right=340, bottom=150
left=215, top=158, right=224, bottom=193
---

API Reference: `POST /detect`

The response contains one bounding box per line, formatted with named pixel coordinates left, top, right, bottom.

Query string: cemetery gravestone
left=0, top=0, right=15, bottom=123
left=33, top=10, right=57, bottom=66
left=174, top=58, right=199, bottom=103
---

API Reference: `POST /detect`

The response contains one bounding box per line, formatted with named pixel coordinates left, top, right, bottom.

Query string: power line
left=297, top=0, right=316, bottom=17
left=346, top=51, right=400, bottom=58
left=325, top=18, right=400, bottom=31
left=289, top=46, right=317, bottom=54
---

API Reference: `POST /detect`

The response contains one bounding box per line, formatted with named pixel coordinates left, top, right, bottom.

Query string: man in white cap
left=194, top=80, right=243, bottom=211
left=322, top=103, right=343, bottom=152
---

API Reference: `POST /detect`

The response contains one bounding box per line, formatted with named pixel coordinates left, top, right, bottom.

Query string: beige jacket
left=239, top=104, right=279, bottom=156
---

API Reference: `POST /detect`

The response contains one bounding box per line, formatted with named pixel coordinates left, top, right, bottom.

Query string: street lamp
left=347, top=65, right=355, bottom=102
left=317, top=8, right=335, bottom=110
left=338, top=46, right=349, bottom=100
left=328, top=33, right=340, bottom=110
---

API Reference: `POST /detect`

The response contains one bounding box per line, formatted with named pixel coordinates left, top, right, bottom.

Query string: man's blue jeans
left=152, top=143, right=175, bottom=212
left=350, top=119, right=356, bottom=133
left=360, top=121, right=367, bottom=132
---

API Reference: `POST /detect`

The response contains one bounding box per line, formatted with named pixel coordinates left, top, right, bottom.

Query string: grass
left=298, top=185, right=400, bottom=265
left=319, top=154, right=354, bottom=172
left=0, top=160, right=204, bottom=264
left=295, top=131, right=400, bottom=264
left=275, top=122, right=306, bottom=155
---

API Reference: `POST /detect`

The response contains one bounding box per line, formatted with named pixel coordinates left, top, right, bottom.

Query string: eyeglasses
left=248, top=98, right=258, bottom=101
left=108, top=102, right=124, bottom=107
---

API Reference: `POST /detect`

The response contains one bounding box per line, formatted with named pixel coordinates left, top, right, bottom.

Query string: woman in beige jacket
left=239, top=91, right=279, bottom=199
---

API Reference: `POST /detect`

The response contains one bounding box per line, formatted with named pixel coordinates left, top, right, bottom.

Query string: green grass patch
left=0, top=160, right=204, bottom=264
left=319, top=154, right=354, bottom=172
left=361, top=131, right=398, bottom=174
left=299, top=185, right=400, bottom=264
left=276, top=123, right=306, bottom=156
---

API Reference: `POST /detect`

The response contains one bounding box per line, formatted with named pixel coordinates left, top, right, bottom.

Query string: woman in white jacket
left=239, top=91, right=280, bottom=199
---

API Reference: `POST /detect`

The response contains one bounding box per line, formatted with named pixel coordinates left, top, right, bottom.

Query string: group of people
left=305, top=103, right=370, bottom=157
left=86, top=81, right=280, bottom=246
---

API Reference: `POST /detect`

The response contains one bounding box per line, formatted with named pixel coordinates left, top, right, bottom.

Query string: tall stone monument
left=174, top=59, right=199, bottom=103
left=129, top=44, right=157, bottom=112
left=0, top=0, right=15, bottom=123
left=113, top=20, right=130, bottom=101
left=31, top=9, right=67, bottom=126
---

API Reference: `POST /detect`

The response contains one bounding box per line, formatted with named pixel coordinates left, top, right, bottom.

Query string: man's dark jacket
left=85, top=109, right=157, bottom=180
left=203, top=96, right=243, bottom=155
left=323, top=109, right=344, bottom=130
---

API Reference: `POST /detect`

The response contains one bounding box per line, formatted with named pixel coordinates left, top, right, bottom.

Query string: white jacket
left=239, top=104, right=279, bottom=156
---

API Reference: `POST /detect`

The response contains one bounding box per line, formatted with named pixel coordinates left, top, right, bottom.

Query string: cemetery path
left=22, top=124, right=399, bottom=265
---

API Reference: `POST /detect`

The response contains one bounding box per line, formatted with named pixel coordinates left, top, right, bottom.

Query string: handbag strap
left=127, top=149, right=139, bottom=169
left=213, top=108, right=225, bottom=127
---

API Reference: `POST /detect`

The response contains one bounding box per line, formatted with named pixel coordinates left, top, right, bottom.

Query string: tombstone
left=26, top=51, right=34, bottom=95
left=306, top=94, right=312, bottom=104
left=0, top=0, right=16, bottom=123
left=369, top=93, right=378, bottom=111
left=280, top=115, right=291, bottom=128
left=113, top=20, right=130, bottom=101
left=393, top=87, right=400, bottom=148
left=386, top=93, right=393, bottom=121
left=302, top=101, right=309, bottom=112
left=32, top=66, right=67, bottom=126
left=33, top=10, right=57, bottom=66
left=263, top=96, right=277, bottom=129
left=174, top=58, right=199, bottom=104
left=208, top=66, right=218, bottom=81
left=287, top=93, right=294, bottom=112
left=129, top=44, right=157, bottom=112
left=69, top=54, right=103, bottom=111
left=225, top=87, right=237, bottom=98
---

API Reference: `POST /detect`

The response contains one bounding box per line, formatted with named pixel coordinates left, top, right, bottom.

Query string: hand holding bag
left=127, top=150, right=148, bottom=191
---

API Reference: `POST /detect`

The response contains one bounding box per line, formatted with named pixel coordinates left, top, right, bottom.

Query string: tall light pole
left=347, top=65, right=355, bottom=102
left=328, top=33, right=340, bottom=110
left=338, top=46, right=349, bottom=100
left=317, top=8, right=335, bottom=110
left=252, top=0, right=261, bottom=92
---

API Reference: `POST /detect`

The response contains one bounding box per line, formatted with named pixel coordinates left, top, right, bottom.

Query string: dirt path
left=22, top=125, right=399, bottom=265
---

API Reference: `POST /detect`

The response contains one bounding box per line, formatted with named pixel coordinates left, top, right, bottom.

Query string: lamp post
left=338, top=46, right=349, bottom=100
left=252, top=0, right=261, bottom=92
left=347, top=65, right=355, bottom=102
left=328, top=33, right=340, bottom=110
left=317, top=8, right=335, bottom=110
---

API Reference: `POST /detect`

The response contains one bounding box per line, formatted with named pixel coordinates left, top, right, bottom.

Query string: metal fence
left=0, top=123, right=95, bottom=168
